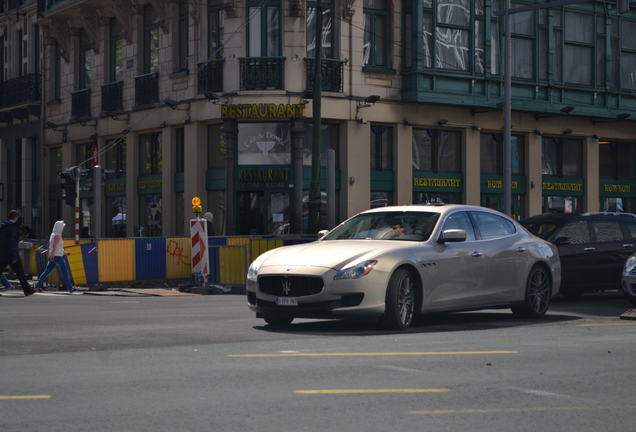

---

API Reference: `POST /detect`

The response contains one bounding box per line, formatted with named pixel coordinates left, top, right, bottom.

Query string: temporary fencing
left=17, top=235, right=317, bottom=288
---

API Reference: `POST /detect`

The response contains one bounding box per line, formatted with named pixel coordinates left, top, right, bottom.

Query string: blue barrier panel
left=208, top=246, right=219, bottom=284
left=135, top=238, right=166, bottom=280
left=80, top=243, right=99, bottom=285
left=208, top=237, right=227, bottom=246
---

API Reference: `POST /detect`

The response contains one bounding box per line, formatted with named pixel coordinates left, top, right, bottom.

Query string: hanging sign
left=221, top=103, right=305, bottom=120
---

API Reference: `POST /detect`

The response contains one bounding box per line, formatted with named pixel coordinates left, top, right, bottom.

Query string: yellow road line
left=296, top=389, right=450, bottom=394
left=0, top=395, right=51, bottom=400
left=229, top=350, right=518, bottom=358
left=410, top=405, right=636, bottom=415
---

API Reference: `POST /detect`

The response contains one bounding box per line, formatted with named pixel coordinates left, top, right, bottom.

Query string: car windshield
left=322, top=211, right=440, bottom=241
left=522, top=221, right=558, bottom=240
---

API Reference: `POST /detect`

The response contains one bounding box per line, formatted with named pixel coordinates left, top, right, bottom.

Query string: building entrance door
left=237, top=191, right=290, bottom=235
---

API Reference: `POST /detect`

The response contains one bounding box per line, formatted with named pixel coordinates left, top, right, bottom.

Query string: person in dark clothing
left=0, top=210, right=35, bottom=296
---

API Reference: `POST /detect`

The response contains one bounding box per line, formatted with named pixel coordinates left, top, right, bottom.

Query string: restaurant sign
left=237, top=166, right=291, bottom=189
left=412, top=171, right=462, bottom=193
left=599, top=178, right=636, bottom=197
left=221, top=104, right=305, bottom=120
left=480, top=175, right=526, bottom=194
left=542, top=176, right=584, bottom=196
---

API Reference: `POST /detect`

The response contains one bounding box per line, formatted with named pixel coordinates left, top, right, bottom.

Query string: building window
left=510, top=1, right=534, bottom=79
left=371, top=125, right=393, bottom=206
left=104, top=137, right=126, bottom=178
left=412, top=129, right=461, bottom=173
left=109, top=19, right=125, bottom=82
left=208, top=0, right=223, bottom=58
left=600, top=141, right=636, bottom=179
left=78, top=30, right=93, bottom=89
left=177, top=0, right=189, bottom=72
left=306, top=0, right=334, bottom=59
left=143, top=5, right=160, bottom=73
left=564, top=11, right=593, bottom=85
left=363, top=0, right=388, bottom=68
left=139, top=132, right=162, bottom=175
left=541, top=137, right=582, bottom=177
left=247, top=0, right=281, bottom=57
left=621, top=19, right=636, bottom=89
left=303, top=123, right=339, bottom=167
left=49, top=147, right=63, bottom=222
left=480, top=133, right=524, bottom=175
left=16, top=30, right=23, bottom=76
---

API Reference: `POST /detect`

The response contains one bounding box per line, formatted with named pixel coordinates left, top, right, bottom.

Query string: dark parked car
left=521, top=212, right=636, bottom=298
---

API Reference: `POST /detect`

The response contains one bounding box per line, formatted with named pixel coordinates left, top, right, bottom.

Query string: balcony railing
left=239, top=57, right=285, bottom=90
left=305, top=58, right=345, bottom=93
left=71, top=88, right=91, bottom=120
left=197, top=59, right=224, bottom=94
left=135, top=72, right=159, bottom=106
left=8, top=0, right=23, bottom=10
left=39, top=0, right=67, bottom=12
left=102, top=81, right=123, bottom=113
left=0, top=74, right=41, bottom=108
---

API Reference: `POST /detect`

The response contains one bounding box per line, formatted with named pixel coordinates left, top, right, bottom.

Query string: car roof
left=522, top=212, right=636, bottom=224
left=360, top=204, right=507, bottom=217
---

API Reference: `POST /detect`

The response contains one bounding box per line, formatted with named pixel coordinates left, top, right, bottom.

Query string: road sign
left=190, top=219, right=209, bottom=279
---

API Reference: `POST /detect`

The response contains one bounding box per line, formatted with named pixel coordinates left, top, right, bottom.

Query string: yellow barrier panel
left=66, top=245, right=87, bottom=286
left=219, top=246, right=248, bottom=285
left=250, top=239, right=283, bottom=261
left=28, top=248, right=38, bottom=275
left=166, top=237, right=192, bottom=279
left=98, top=239, right=135, bottom=282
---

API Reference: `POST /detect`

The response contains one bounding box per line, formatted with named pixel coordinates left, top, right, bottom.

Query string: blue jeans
left=0, top=273, right=10, bottom=289
left=36, top=257, right=73, bottom=291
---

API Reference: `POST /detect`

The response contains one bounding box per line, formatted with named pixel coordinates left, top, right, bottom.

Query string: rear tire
left=512, top=265, right=552, bottom=318
left=263, top=314, right=293, bottom=328
left=383, top=268, right=416, bottom=330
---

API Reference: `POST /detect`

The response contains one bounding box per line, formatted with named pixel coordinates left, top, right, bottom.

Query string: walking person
left=34, top=221, right=76, bottom=293
left=0, top=210, right=35, bottom=296
left=0, top=272, right=11, bottom=291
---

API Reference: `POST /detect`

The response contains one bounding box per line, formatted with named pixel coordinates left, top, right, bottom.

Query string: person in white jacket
left=34, top=221, right=76, bottom=293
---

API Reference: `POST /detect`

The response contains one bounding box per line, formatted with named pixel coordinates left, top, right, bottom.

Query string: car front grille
left=630, top=267, right=636, bottom=275
left=258, top=276, right=324, bottom=297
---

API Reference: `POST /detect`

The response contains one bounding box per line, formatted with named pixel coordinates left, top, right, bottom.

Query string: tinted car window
left=471, top=212, right=515, bottom=240
left=625, top=222, right=636, bottom=240
left=523, top=222, right=557, bottom=239
left=591, top=221, right=624, bottom=242
left=442, top=211, right=476, bottom=241
left=323, top=211, right=440, bottom=241
left=555, top=220, right=590, bottom=245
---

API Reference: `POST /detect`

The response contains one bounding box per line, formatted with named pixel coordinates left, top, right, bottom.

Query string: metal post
left=75, top=166, right=80, bottom=244
left=327, top=148, right=336, bottom=229
left=309, top=2, right=323, bottom=233
left=503, top=0, right=512, bottom=216
left=94, top=164, right=102, bottom=239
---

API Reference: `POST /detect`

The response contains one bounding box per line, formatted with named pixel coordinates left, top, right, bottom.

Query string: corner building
left=39, top=0, right=636, bottom=237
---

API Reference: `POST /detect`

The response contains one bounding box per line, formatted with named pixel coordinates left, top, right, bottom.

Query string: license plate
left=275, top=297, right=298, bottom=306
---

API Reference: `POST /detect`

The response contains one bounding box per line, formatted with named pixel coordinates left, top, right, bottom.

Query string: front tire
left=263, top=313, right=293, bottom=328
left=383, top=268, right=416, bottom=330
left=512, top=265, right=552, bottom=318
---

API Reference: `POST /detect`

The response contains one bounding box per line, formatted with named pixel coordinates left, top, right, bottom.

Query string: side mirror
left=438, top=229, right=467, bottom=243
left=318, top=229, right=329, bottom=238
left=554, top=236, right=571, bottom=246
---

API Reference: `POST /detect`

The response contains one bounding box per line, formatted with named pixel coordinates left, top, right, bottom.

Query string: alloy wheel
left=397, top=273, right=415, bottom=327
left=527, top=267, right=550, bottom=314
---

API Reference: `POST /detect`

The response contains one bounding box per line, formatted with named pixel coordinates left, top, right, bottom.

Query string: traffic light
left=60, top=168, right=77, bottom=207
left=618, top=0, right=631, bottom=14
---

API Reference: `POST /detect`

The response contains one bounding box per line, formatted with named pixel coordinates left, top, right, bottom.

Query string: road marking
left=410, top=405, right=636, bottom=415
left=0, top=395, right=51, bottom=400
left=577, top=322, right=636, bottom=327
left=229, top=350, right=518, bottom=358
left=296, top=389, right=450, bottom=394
left=110, top=301, right=141, bottom=304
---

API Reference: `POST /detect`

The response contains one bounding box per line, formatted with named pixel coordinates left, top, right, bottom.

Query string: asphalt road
left=1, top=291, right=635, bottom=432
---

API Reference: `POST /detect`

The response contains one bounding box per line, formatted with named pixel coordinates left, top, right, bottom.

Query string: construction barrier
left=13, top=235, right=316, bottom=288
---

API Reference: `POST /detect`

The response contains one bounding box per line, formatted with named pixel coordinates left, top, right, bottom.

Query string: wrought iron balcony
left=239, top=57, right=285, bottom=90
left=197, top=59, right=224, bottom=94
left=38, top=0, right=67, bottom=12
left=305, top=58, right=345, bottom=93
left=135, top=72, right=159, bottom=106
left=0, top=74, right=41, bottom=109
left=71, top=88, right=91, bottom=120
left=102, top=81, right=123, bottom=113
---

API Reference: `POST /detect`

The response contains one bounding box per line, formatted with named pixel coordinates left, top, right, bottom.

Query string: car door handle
left=471, top=251, right=483, bottom=257
left=623, top=244, right=634, bottom=249
left=516, top=247, right=527, bottom=253
left=584, top=247, right=596, bottom=252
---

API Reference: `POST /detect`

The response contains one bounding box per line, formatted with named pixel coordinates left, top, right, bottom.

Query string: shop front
left=599, top=140, right=636, bottom=212
left=542, top=177, right=584, bottom=214
left=542, top=137, right=584, bottom=214
left=480, top=175, right=526, bottom=220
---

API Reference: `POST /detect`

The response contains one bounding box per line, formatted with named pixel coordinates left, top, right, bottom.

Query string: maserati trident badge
left=282, top=278, right=291, bottom=296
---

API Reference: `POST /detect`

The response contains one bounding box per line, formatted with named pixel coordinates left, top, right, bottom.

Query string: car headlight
left=333, top=260, right=377, bottom=280
left=624, top=256, right=636, bottom=275
left=247, top=261, right=260, bottom=282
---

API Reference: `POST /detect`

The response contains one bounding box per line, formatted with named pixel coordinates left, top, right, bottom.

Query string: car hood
left=259, top=240, right=413, bottom=270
